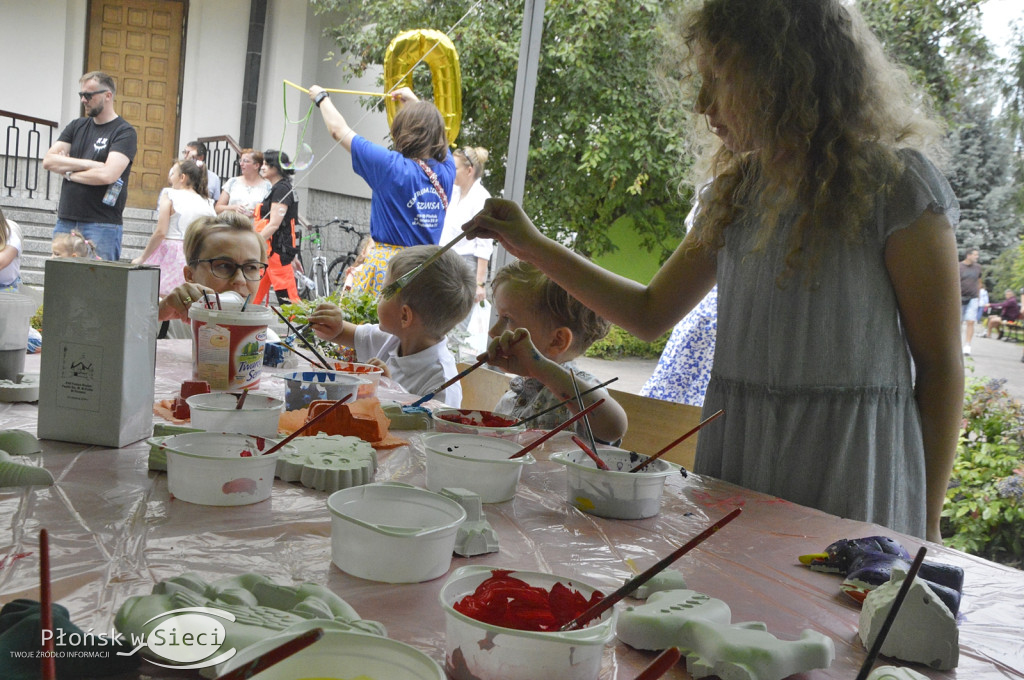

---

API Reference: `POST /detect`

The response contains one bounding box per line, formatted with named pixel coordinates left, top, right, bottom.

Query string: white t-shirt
left=222, top=176, right=271, bottom=212
left=440, top=179, right=493, bottom=261
left=0, top=218, right=22, bottom=287
left=353, top=324, right=461, bottom=407
left=166, top=189, right=217, bottom=240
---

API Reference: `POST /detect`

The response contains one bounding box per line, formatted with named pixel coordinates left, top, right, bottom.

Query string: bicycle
left=293, top=216, right=363, bottom=300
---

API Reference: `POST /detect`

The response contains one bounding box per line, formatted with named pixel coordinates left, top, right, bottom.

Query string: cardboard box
left=37, top=259, right=160, bottom=447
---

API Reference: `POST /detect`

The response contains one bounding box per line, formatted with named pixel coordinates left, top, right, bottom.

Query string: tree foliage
left=311, top=0, right=694, bottom=259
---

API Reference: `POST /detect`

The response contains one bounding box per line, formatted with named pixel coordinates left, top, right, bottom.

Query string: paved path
left=577, top=334, right=1024, bottom=403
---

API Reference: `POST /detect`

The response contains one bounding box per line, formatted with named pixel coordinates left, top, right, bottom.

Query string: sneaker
left=963, top=345, right=971, bottom=355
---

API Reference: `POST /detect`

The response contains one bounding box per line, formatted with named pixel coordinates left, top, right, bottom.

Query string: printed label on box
left=57, top=342, right=102, bottom=412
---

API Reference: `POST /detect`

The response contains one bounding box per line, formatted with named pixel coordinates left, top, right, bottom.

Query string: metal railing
left=1, top=109, right=57, bottom=200
left=197, top=134, right=243, bottom=191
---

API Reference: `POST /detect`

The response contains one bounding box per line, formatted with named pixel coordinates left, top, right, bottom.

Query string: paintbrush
left=509, top=399, right=605, bottom=459
left=234, top=389, right=249, bottom=410
left=378, top=230, right=471, bottom=300
left=633, top=647, right=682, bottom=680
left=629, top=409, right=724, bottom=473
left=212, top=627, right=325, bottom=680
left=853, top=546, right=927, bottom=680
left=409, top=334, right=526, bottom=407
left=270, top=306, right=333, bottom=369
left=570, top=368, right=599, bottom=456
left=39, top=529, right=56, bottom=680
left=571, top=435, right=610, bottom=471
left=515, top=377, right=618, bottom=426
left=560, top=507, right=742, bottom=631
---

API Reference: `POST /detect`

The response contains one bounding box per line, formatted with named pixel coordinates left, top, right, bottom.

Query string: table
left=2, top=341, right=1023, bottom=679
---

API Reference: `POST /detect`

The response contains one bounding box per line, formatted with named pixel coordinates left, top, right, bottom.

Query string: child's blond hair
left=387, top=245, right=475, bottom=338
left=52, top=230, right=96, bottom=258
left=492, top=260, right=611, bottom=354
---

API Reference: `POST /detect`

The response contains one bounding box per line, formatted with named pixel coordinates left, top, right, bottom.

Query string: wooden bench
left=999, top=321, right=1024, bottom=343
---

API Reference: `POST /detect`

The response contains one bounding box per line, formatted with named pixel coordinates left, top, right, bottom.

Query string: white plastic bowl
left=281, top=370, right=368, bottom=411
left=331, top=360, right=384, bottom=398
left=421, top=432, right=535, bottom=503
left=185, top=392, right=283, bottom=438
left=430, top=407, right=525, bottom=440
left=549, top=446, right=682, bottom=519
left=439, top=565, right=616, bottom=680
left=213, top=627, right=445, bottom=680
left=154, top=432, right=294, bottom=506
left=327, top=483, right=466, bottom=583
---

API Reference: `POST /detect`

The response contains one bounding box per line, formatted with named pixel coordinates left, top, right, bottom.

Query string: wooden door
left=86, top=0, right=185, bottom=210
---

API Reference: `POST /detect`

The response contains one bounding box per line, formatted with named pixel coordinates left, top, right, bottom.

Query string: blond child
left=309, top=245, right=475, bottom=406
left=484, top=261, right=627, bottom=444
left=51, top=230, right=97, bottom=259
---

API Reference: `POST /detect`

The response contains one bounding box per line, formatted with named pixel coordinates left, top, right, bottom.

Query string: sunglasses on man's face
left=78, top=89, right=109, bottom=100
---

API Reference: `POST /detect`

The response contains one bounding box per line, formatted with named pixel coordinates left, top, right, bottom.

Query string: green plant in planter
left=278, top=289, right=379, bottom=361
left=943, top=378, right=1024, bottom=567
left=585, top=325, right=671, bottom=360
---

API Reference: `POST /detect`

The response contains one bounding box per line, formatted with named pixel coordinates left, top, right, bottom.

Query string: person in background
left=42, top=71, right=137, bottom=261
left=467, top=0, right=962, bottom=541
left=51, top=230, right=98, bottom=259
left=132, top=161, right=216, bottom=300
left=307, top=84, right=454, bottom=296
left=483, top=261, right=627, bottom=445
left=985, top=288, right=1021, bottom=339
left=158, top=213, right=267, bottom=322
left=440, top=146, right=494, bottom=334
left=253, top=150, right=300, bottom=304
left=183, top=140, right=221, bottom=201
left=215, top=149, right=271, bottom=218
left=976, top=282, right=989, bottom=336
left=0, top=207, right=22, bottom=292
left=308, top=245, right=475, bottom=407
left=959, top=247, right=982, bottom=354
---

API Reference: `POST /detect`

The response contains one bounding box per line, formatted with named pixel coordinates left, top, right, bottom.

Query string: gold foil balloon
left=384, top=29, right=462, bottom=146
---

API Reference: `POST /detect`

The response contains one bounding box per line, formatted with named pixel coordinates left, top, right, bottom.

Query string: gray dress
left=695, top=149, right=959, bottom=538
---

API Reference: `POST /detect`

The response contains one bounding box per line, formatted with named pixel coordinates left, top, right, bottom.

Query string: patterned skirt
left=351, top=241, right=406, bottom=297
left=145, top=239, right=187, bottom=297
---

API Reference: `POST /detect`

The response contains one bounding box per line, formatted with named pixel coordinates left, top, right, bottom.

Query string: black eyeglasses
left=78, top=89, right=109, bottom=100
left=191, top=258, right=268, bottom=281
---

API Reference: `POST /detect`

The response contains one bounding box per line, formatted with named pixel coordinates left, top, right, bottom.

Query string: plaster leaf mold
left=275, top=433, right=377, bottom=492
left=0, top=450, right=54, bottom=488
left=866, top=666, right=930, bottom=680
left=0, top=428, right=42, bottom=455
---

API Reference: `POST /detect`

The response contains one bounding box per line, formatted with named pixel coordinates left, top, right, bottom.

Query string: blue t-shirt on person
left=351, top=135, right=455, bottom=247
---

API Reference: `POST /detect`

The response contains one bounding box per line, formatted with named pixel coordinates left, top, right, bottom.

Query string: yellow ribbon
left=284, top=79, right=386, bottom=98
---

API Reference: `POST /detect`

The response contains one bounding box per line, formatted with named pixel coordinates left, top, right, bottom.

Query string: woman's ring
left=182, top=295, right=193, bottom=305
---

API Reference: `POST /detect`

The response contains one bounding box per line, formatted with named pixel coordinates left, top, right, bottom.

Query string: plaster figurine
left=441, top=487, right=499, bottom=556
left=115, top=572, right=385, bottom=655
left=618, top=589, right=835, bottom=680
left=276, top=433, right=377, bottom=492
left=859, top=570, right=959, bottom=670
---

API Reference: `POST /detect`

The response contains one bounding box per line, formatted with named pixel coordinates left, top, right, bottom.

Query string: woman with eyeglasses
left=215, top=149, right=271, bottom=218
left=133, top=161, right=215, bottom=298
left=158, top=212, right=268, bottom=322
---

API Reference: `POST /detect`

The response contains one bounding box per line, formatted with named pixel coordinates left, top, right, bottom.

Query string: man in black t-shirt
left=43, top=71, right=137, bottom=261
left=958, top=247, right=982, bottom=355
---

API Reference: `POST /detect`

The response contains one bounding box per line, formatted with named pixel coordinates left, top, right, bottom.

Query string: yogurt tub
left=327, top=483, right=466, bottom=583
left=330, top=360, right=385, bottom=398
left=549, top=447, right=682, bottom=519
left=281, top=371, right=368, bottom=411
left=430, top=407, right=525, bottom=441
left=213, top=627, right=444, bottom=680
left=185, top=392, right=283, bottom=438
left=440, top=565, right=616, bottom=680
left=154, top=432, right=294, bottom=506
left=421, top=432, right=535, bottom=503
left=189, top=295, right=274, bottom=392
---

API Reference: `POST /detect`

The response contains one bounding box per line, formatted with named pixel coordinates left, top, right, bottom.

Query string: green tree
left=312, top=0, right=693, bottom=259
